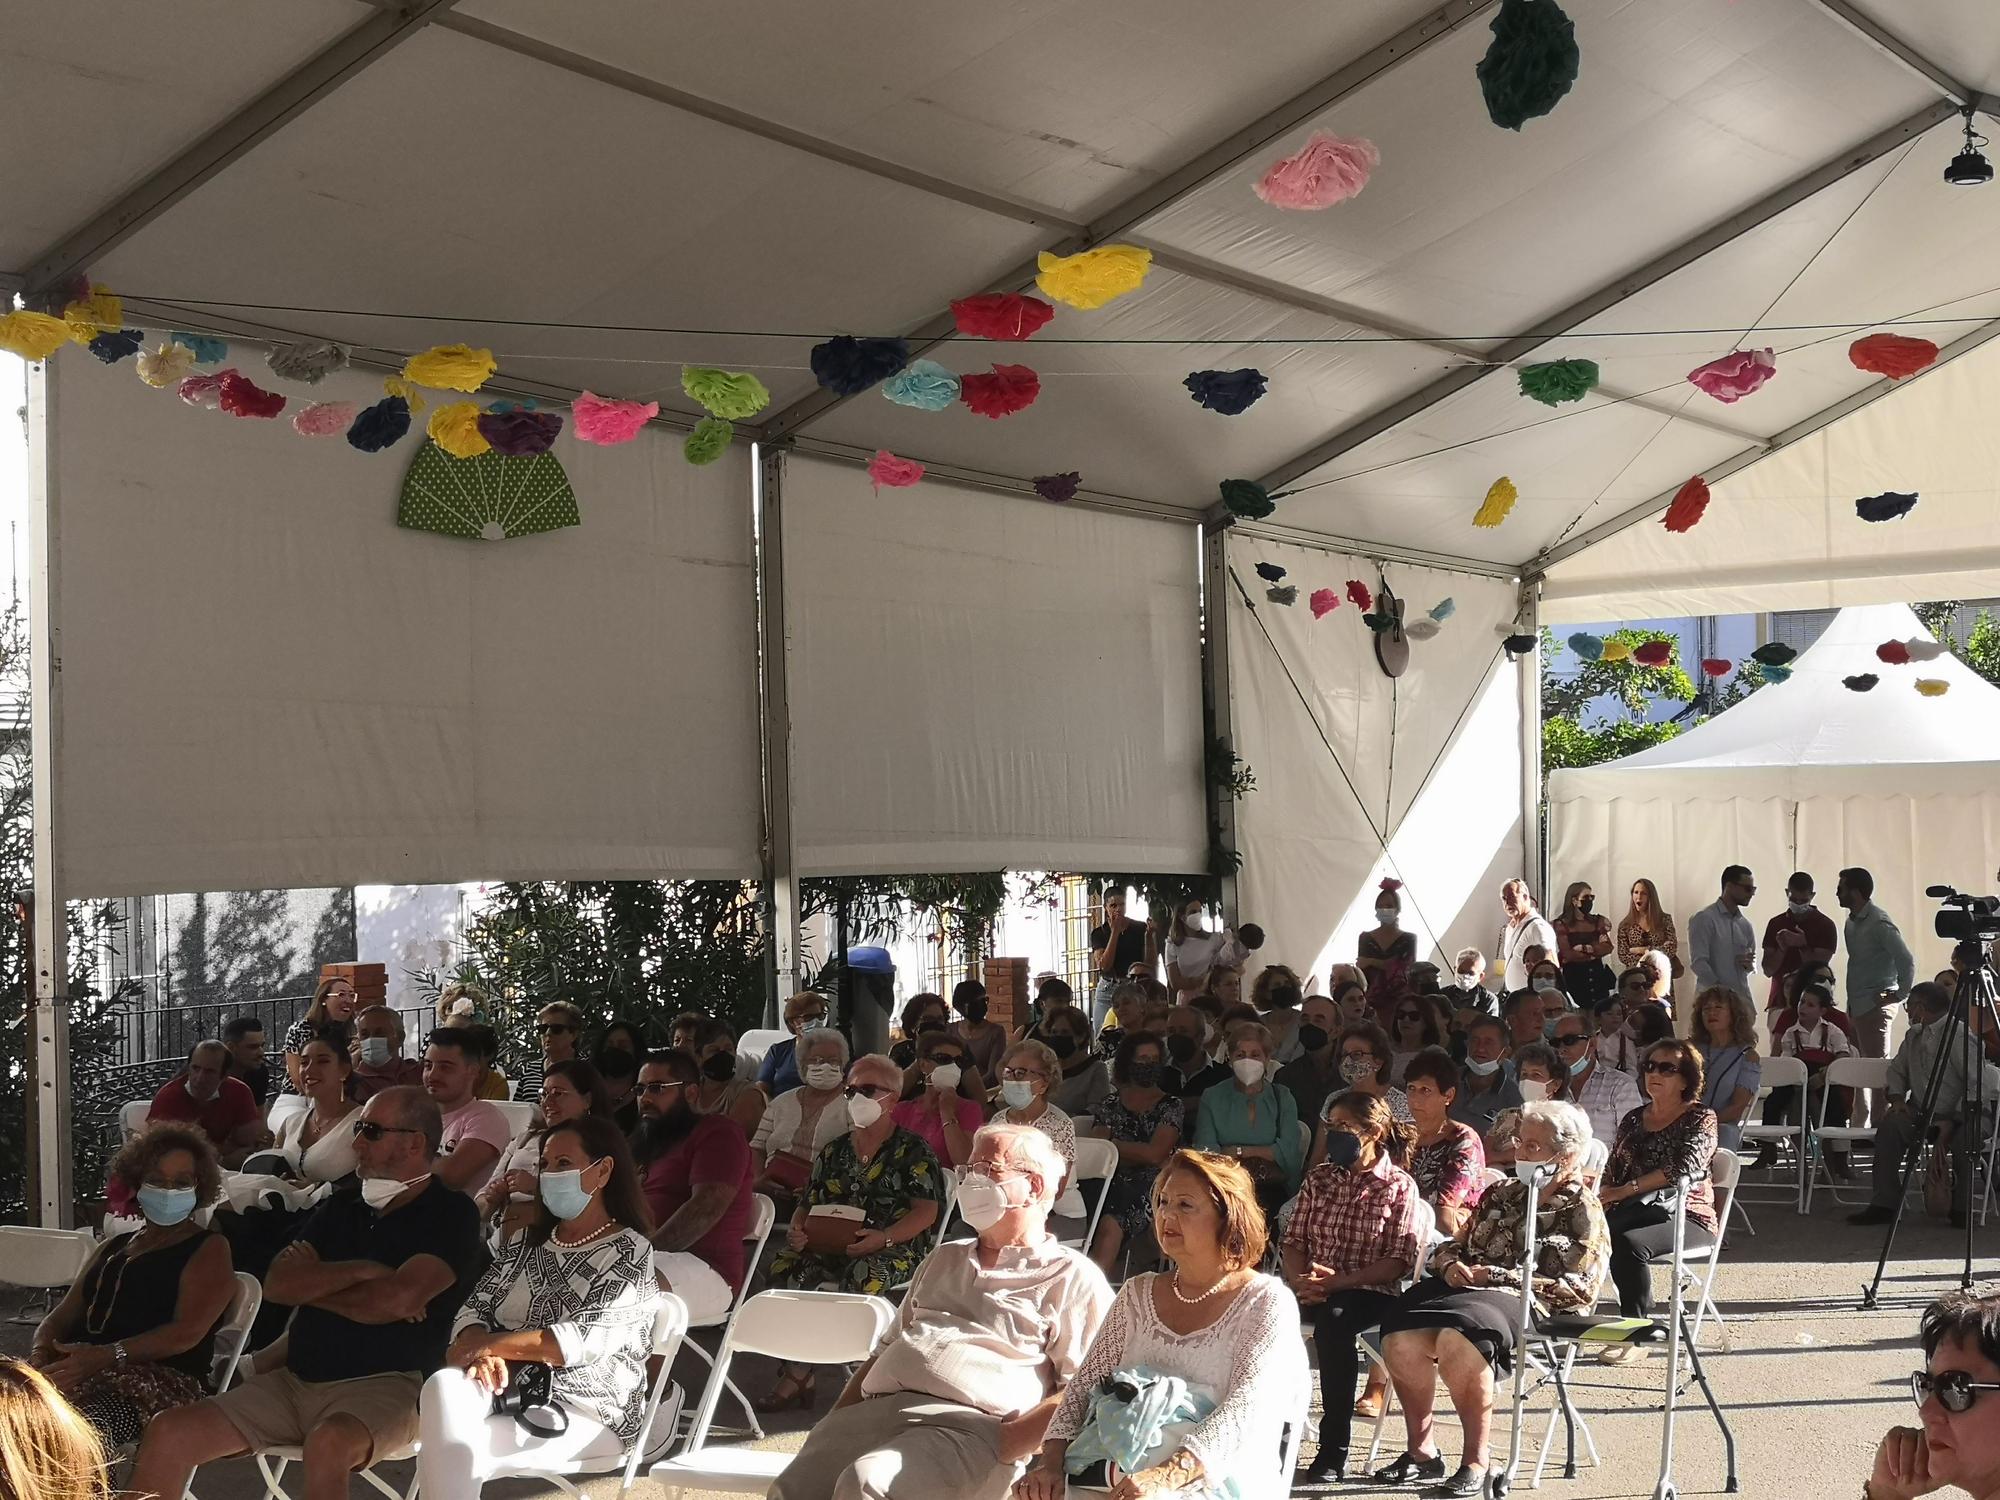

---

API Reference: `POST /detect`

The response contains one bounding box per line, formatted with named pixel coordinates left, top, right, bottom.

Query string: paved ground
left=11, top=1191, right=1997, bottom=1498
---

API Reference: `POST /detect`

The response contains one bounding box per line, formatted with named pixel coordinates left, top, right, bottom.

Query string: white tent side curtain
left=50, top=357, right=763, bottom=896
left=1223, top=533, right=1527, bottom=987
left=781, top=455, right=1206, bottom=877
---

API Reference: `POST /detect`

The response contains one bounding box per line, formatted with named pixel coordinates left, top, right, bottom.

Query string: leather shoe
left=1371, top=1451, right=1447, bottom=1485
left=1424, top=1466, right=1488, bottom=1498
left=1301, top=1450, right=1345, bottom=1483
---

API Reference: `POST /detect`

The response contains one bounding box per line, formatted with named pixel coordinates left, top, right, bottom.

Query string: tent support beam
left=26, top=360, right=72, bottom=1227
left=16, top=0, right=467, bottom=300
left=1524, top=312, right=2000, bottom=578
left=1223, top=517, right=1520, bottom=580
left=1201, top=525, right=1240, bottom=921
left=755, top=445, right=801, bottom=1022
left=759, top=0, right=1500, bottom=443
left=1249, top=100, right=1961, bottom=494
left=1518, top=582, right=1545, bottom=903
left=1797, top=0, right=1988, bottom=114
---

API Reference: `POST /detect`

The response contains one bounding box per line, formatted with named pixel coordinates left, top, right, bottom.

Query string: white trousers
left=654, top=1251, right=735, bottom=1324
left=416, top=1367, right=624, bottom=1495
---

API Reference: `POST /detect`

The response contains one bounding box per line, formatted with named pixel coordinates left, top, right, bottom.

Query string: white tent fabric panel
left=51, top=357, right=762, bottom=897
left=1542, top=340, right=2000, bottom=623
left=1223, top=535, right=1523, bottom=985
left=781, top=455, right=1205, bottom=876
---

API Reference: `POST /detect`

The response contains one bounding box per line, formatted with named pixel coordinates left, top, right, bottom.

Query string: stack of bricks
left=982, top=957, right=1030, bottom=1035
left=320, top=961, right=388, bottom=1007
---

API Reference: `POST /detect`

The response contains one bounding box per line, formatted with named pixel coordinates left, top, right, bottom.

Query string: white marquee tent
left=12, top=0, right=2000, bottom=1219
left=1549, top=603, right=2000, bottom=1002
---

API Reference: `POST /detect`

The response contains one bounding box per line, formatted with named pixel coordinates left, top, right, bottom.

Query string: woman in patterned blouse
left=1372, top=1100, right=1610, bottom=1497
left=1598, top=1038, right=1719, bottom=1341
left=1086, top=1031, right=1183, bottom=1272
left=1401, top=1048, right=1487, bottom=1236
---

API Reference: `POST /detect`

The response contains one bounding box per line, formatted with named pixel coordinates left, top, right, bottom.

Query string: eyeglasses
left=844, top=1083, right=895, bottom=1100
left=1394, top=1011, right=1422, bottom=1023
left=1000, top=1068, right=1046, bottom=1083
left=637, top=1080, right=685, bottom=1097
left=351, top=1120, right=425, bottom=1142
left=1911, top=1370, right=2000, bottom=1413
left=1553, top=1033, right=1590, bottom=1049
left=926, top=1054, right=966, bottom=1068
left=1642, top=1060, right=1684, bottom=1075
left=534, top=1023, right=574, bottom=1035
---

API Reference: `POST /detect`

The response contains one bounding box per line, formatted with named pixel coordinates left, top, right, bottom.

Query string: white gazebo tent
left=1548, top=603, right=2000, bottom=995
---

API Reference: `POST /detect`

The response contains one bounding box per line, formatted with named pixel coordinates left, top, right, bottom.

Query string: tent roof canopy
left=9, top=0, right=2000, bottom=587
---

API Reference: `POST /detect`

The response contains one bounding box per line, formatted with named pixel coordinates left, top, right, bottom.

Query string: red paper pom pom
left=1661, top=476, right=1710, bottom=533
left=218, top=369, right=286, bottom=418
left=1848, top=333, right=1938, bottom=381
left=959, top=364, right=1040, bottom=419
left=951, top=294, right=1055, bottom=341
left=1701, top=658, right=1733, bottom=679
left=1633, top=640, right=1674, bottom=667
left=1346, top=580, right=1373, bottom=610
left=1876, top=640, right=1911, bottom=665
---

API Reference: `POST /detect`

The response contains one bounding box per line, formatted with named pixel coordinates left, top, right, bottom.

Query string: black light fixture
left=1944, top=106, right=1993, bottom=187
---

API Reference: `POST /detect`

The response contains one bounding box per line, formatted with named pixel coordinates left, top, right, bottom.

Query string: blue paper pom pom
left=1184, top=368, right=1268, bottom=415
left=347, top=395, right=412, bottom=452
left=811, top=335, right=910, bottom=396
left=1762, top=664, right=1793, bottom=684
left=881, top=359, right=961, bottom=411
left=170, top=331, right=229, bottom=364
left=1567, top=631, right=1604, bottom=662
left=1429, top=597, right=1457, bottom=622
left=1254, top=562, right=1287, bottom=582
left=88, top=328, right=144, bottom=364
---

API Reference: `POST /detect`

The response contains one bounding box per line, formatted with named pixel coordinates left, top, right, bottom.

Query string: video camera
left=1928, top=884, right=2000, bottom=943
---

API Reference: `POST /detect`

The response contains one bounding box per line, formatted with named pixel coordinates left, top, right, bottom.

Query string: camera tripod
left=1858, top=937, right=1999, bottom=1309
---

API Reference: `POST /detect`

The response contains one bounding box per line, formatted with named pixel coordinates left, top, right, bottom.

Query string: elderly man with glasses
left=132, top=1086, right=485, bottom=1500
left=1549, top=1013, right=1641, bottom=1144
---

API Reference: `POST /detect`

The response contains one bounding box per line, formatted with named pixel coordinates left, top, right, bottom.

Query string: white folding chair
left=119, top=1099, right=152, bottom=1141
left=491, top=1099, right=539, bottom=1139
left=670, top=1194, right=777, bottom=1441
left=0, top=1224, right=97, bottom=1323
left=736, top=1029, right=788, bottom=1079
left=649, top=1289, right=897, bottom=1497
left=255, top=1446, right=417, bottom=1500
left=211, top=1273, right=262, bottom=1391
left=1737, top=1056, right=1809, bottom=1214
left=264, top=1094, right=309, bottom=1138
left=1681, top=1149, right=1739, bottom=1348
left=1812, top=1056, right=1889, bottom=1207
left=1980, top=1063, right=2000, bottom=1225
left=1059, top=1138, right=1120, bottom=1255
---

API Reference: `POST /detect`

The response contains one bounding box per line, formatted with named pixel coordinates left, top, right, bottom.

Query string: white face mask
left=1001, top=1079, right=1038, bottom=1111
left=955, top=1170, right=1029, bottom=1231
left=1532, top=979, right=1559, bottom=994
left=358, top=1035, right=393, bottom=1068
left=1513, top=1158, right=1554, bottom=1185
left=1465, top=1055, right=1502, bottom=1077
left=1375, top=907, right=1399, bottom=925
left=1518, top=1078, right=1550, bottom=1103
left=846, top=1093, right=884, bottom=1129
left=804, top=1061, right=844, bottom=1091
left=1232, top=1057, right=1266, bottom=1086
left=361, top=1174, right=427, bottom=1209
left=928, top=1063, right=962, bottom=1091
left=1455, top=971, right=1481, bottom=991
left=1789, top=900, right=1812, bottom=915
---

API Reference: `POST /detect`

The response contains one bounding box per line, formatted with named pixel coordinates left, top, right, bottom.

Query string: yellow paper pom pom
left=402, top=343, right=496, bottom=392
left=427, top=401, right=491, bottom=459
left=381, top=375, right=429, bottom=416
left=1473, top=476, right=1518, bottom=528
left=1034, top=245, right=1153, bottom=310
left=0, top=311, right=72, bottom=361
left=62, top=285, right=122, bottom=344
left=1915, top=678, right=1950, bottom=697
left=1600, top=639, right=1632, bottom=663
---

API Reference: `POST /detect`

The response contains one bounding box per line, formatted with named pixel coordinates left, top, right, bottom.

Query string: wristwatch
left=112, top=1342, right=129, bottom=1365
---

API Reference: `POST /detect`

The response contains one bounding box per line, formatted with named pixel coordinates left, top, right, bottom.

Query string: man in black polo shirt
left=133, top=1086, right=485, bottom=1500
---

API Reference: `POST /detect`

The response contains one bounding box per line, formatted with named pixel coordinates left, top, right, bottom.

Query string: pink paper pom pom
left=178, top=372, right=226, bottom=409
left=1686, top=348, right=1776, bottom=403
left=573, top=391, right=660, bottom=446
left=293, top=401, right=357, bottom=436
left=1253, top=132, right=1380, bottom=211
left=1309, top=588, right=1340, bottom=619
left=867, top=450, right=925, bottom=492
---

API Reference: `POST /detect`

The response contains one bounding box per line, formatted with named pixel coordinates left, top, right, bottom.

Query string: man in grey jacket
left=1848, top=982, right=1980, bottom=1228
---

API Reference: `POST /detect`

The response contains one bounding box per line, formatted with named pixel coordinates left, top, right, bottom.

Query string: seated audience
left=756, top=992, right=828, bottom=1099
left=1388, top=994, right=1445, bottom=1084
left=1164, top=1004, right=1230, bottom=1109
left=633, top=1050, right=755, bottom=1326
left=1485, top=1041, right=1568, bottom=1167
left=1020, top=1151, right=1308, bottom=1500
left=1690, top=986, right=1763, bottom=1151
left=350, top=1006, right=423, bottom=1102
left=281, top=976, right=359, bottom=1095
left=954, top=979, right=1010, bottom=1082
left=1018, top=977, right=1077, bottom=1044
left=34, top=1124, right=235, bottom=1446
left=895, top=1029, right=987, bottom=1169
left=130, top=1087, right=484, bottom=1500
left=669, top=1011, right=706, bottom=1055
left=1552, top=1011, right=1641, bottom=1146
left=1630, top=1000, right=1678, bottom=1052
left=1402, top=1049, right=1487, bottom=1237
left=761, top=1054, right=943, bottom=1407
left=1768, top=962, right=1853, bottom=1045
left=1598, top=1040, right=1719, bottom=1342
left=1333, top=978, right=1372, bottom=1032
left=0, top=1359, right=110, bottom=1500
left=750, top=1026, right=852, bottom=1199
left=1044, top=1006, right=1113, bottom=1118
left=689, top=1018, right=768, bottom=1137
left=270, top=1025, right=361, bottom=1184
left=423, top=1027, right=512, bottom=1195
left=1593, top=984, right=1645, bottom=1076
left=1641, top=948, right=1676, bottom=1006
left=997, top=1040, right=1079, bottom=1191
left=1274, top=994, right=1344, bottom=1127
left=476, top=1059, right=610, bottom=1248
left=1449, top=1019, right=1524, bottom=1139
left=1305, top=1022, right=1411, bottom=1172
left=516, top=999, right=584, bottom=1103
left=1450, top=947, right=1501, bottom=1022
left=221, top=1015, right=271, bottom=1108
left=595, top=1017, right=652, bottom=1070
left=1503, top=988, right=1546, bottom=1054
left=456, top=1022, right=512, bottom=1102
left=1253, top=964, right=1307, bottom=1061
left=1098, top=981, right=1148, bottom=1058
left=147, top=1040, right=269, bottom=1168
left=889, top=993, right=951, bottom=1069
left=1087, top=1032, right=1184, bottom=1272
left=1765, top=982, right=1853, bottom=1174
left=597, top=1042, right=642, bottom=1135
left=1849, top=981, right=1980, bottom=1229
left=1192, top=1021, right=1302, bottom=1217
left=1375, top=1100, right=1609, bottom=1496
left=773, top=1125, right=1112, bottom=1500
left=1866, top=1291, right=2000, bottom=1500
left=1282, top=1093, right=1423, bottom=1483
left=418, top=1114, right=660, bottom=1494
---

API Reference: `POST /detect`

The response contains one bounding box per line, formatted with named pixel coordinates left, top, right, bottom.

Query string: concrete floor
left=13, top=1191, right=1998, bottom=1499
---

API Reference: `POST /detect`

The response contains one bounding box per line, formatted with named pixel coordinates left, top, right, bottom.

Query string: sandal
left=1370, top=1451, right=1447, bottom=1485
left=1353, top=1391, right=1386, bottom=1419
left=752, top=1367, right=816, bottom=1413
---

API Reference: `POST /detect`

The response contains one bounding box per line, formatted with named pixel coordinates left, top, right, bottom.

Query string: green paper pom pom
left=681, top=367, right=771, bottom=421
left=1219, top=479, right=1276, bottom=520
left=684, top=417, right=733, bottom=465
left=1517, top=358, right=1599, bottom=406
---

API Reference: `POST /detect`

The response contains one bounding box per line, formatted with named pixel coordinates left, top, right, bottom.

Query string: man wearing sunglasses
left=632, top=1049, right=753, bottom=1324
left=1549, top=1015, right=1640, bottom=1145
left=133, top=1086, right=485, bottom=1500
left=1869, top=1291, right=2000, bottom=1500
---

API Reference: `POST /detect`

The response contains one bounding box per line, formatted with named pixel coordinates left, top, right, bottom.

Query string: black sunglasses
left=926, top=1053, right=966, bottom=1067
left=351, top=1120, right=425, bottom=1141
left=1642, top=1060, right=1683, bottom=1075
left=844, top=1083, right=894, bottom=1099
left=1553, top=1033, right=1590, bottom=1049
left=1912, top=1369, right=2000, bottom=1413
left=535, top=1023, right=575, bottom=1035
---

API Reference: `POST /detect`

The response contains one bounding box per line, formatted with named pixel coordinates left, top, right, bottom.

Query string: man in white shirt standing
left=1687, top=866, right=1757, bottom=1001
left=1498, top=880, right=1558, bottom=994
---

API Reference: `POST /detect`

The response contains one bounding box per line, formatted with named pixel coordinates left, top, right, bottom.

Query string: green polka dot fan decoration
left=397, top=440, right=580, bottom=541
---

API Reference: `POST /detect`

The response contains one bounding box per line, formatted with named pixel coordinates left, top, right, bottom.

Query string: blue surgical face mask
left=1465, top=1055, right=1502, bottom=1077
left=138, top=1185, right=198, bottom=1226
left=1542, top=1017, right=1564, bottom=1039
left=1567, top=1051, right=1592, bottom=1076
left=359, top=1035, right=393, bottom=1068
left=539, top=1166, right=597, bottom=1222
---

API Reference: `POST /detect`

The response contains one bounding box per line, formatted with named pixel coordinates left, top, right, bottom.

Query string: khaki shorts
left=211, top=1367, right=422, bottom=1462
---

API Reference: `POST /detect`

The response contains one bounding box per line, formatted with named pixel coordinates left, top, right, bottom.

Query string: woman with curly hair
left=1689, top=985, right=1763, bottom=1152
left=32, top=1124, right=235, bottom=1446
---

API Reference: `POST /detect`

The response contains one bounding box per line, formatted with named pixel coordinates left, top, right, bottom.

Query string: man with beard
left=634, top=1049, right=754, bottom=1324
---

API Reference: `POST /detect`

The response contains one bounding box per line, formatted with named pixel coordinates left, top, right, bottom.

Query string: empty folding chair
left=1059, top=1138, right=1120, bottom=1255
left=1737, top=1054, right=1809, bottom=1214
left=1812, top=1056, right=1889, bottom=1207
left=0, top=1224, right=97, bottom=1324
left=667, top=1193, right=776, bottom=1441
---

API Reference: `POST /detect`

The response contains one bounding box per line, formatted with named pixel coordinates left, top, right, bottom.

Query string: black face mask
left=1579, top=896, right=1595, bottom=914
left=1323, top=1130, right=1363, bottom=1169
left=700, top=1052, right=737, bottom=1083
left=1165, top=1032, right=1200, bottom=1065
left=1048, top=1034, right=1079, bottom=1060
left=1296, top=1024, right=1329, bottom=1054
left=960, top=999, right=989, bottom=1024
left=1128, top=1062, right=1162, bottom=1088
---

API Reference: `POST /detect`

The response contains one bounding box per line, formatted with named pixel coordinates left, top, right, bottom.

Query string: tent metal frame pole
left=1797, top=0, right=1986, bottom=114
left=1201, top=524, right=1240, bottom=922
left=26, top=359, right=72, bottom=1228
left=1249, top=100, right=1961, bottom=495
left=1518, top=581, right=1546, bottom=904
left=1218, top=516, right=1521, bottom=580
left=754, top=444, right=801, bottom=1022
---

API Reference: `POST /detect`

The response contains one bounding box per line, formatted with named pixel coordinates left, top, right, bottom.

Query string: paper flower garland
left=217, top=370, right=285, bottom=419
left=1310, top=588, right=1341, bottom=619
left=1503, top=634, right=1538, bottom=656
left=1687, top=348, right=1776, bottom=403
left=1255, top=562, right=1288, bottom=583
left=684, top=418, right=733, bottom=465
left=1568, top=632, right=1604, bottom=662
left=1856, top=492, right=1918, bottom=522
left=1902, top=638, right=1950, bottom=662
left=477, top=407, right=562, bottom=457
left=1477, top=0, right=1580, bottom=130
left=1268, top=585, right=1299, bottom=606
left=951, top=293, right=1055, bottom=341
left=1600, top=639, right=1632, bottom=663
left=1517, top=358, right=1599, bottom=406
left=178, top=373, right=224, bottom=409
left=573, top=392, right=659, bottom=445
left=87, top=328, right=143, bottom=363
left=682, top=367, right=772, bottom=420
left=811, top=336, right=910, bottom=396
left=293, top=401, right=355, bottom=437
left=1661, top=476, right=1711, bottom=533
left=1406, top=619, right=1442, bottom=641
left=1762, top=664, right=1793, bottom=684
left=1843, top=674, right=1879, bottom=692
left=959, top=364, right=1040, bottom=419
left=1219, top=479, right=1276, bottom=520
left=867, top=450, right=924, bottom=491
left=403, top=343, right=496, bottom=392
left=1876, top=641, right=1911, bottom=665
left=136, top=340, right=196, bottom=388
left=267, top=340, right=349, bottom=385
left=1632, top=640, right=1674, bottom=667
left=427, top=402, right=491, bottom=459
left=1430, top=599, right=1456, bottom=622
left=1700, top=658, right=1734, bottom=678
left=1034, top=245, right=1153, bottom=310
left=1346, top=580, right=1373, bottom=611
left=61, top=286, right=121, bottom=344
left=1362, top=609, right=1397, bottom=634
left=1033, top=472, right=1081, bottom=504
left=347, top=395, right=412, bottom=452
left=1473, top=477, right=1518, bottom=528
left=1916, top=678, right=1951, bottom=697
left=0, top=311, right=71, bottom=360
left=882, top=360, right=961, bottom=411
left=1848, top=333, right=1938, bottom=380
left=398, top=443, right=579, bottom=542
left=1252, top=132, right=1379, bottom=210
left=171, top=332, right=228, bottom=365
left=1750, top=643, right=1796, bottom=667
left=1184, top=369, right=1268, bottom=415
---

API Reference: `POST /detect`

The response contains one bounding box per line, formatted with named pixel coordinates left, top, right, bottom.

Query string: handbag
left=759, top=1150, right=812, bottom=1194
left=490, top=1359, right=569, bottom=1438
left=1924, top=1152, right=1956, bottom=1220
left=1065, top=1368, right=1238, bottom=1497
